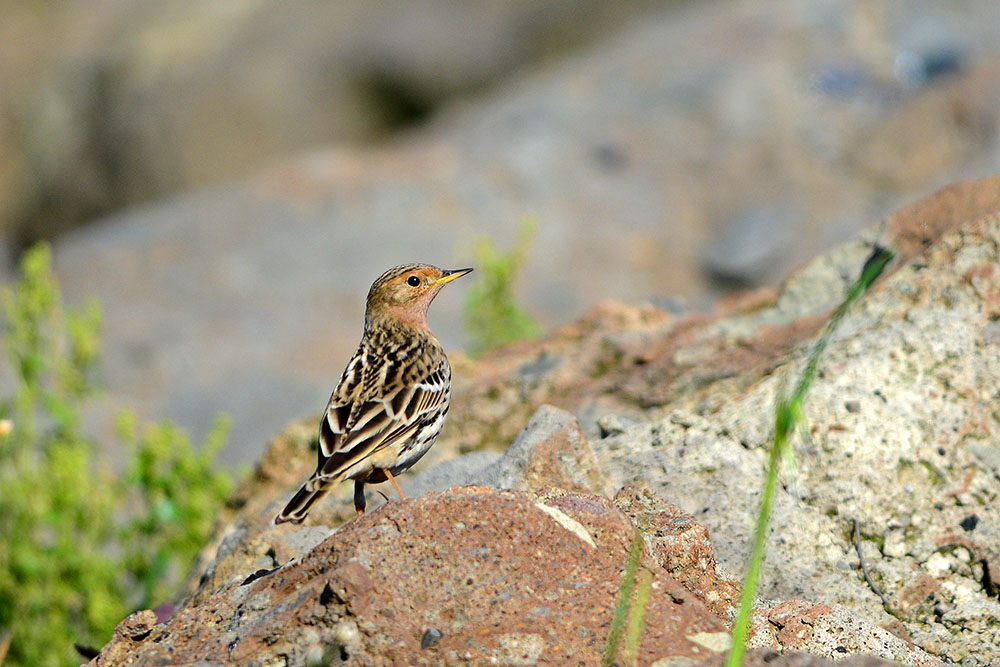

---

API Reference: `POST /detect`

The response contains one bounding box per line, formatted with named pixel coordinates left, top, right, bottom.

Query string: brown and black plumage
left=274, top=264, right=472, bottom=524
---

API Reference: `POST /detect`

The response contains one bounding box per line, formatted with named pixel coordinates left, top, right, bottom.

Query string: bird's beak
left=435, top=267, right=474, bottom=285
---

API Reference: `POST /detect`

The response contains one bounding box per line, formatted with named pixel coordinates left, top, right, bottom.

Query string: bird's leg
left=353, top=480, right=367, bottom=515
left=384, top=469, right=407, bottom=500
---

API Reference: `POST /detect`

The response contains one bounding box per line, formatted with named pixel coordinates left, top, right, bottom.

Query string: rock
left=110, top=609, right=157, bottom=642
left=474, top=404, right=610, bottom=495
left=764, top=602, right=940, bottom=665
left=92, top=488, right=736, bottom=666
left=404, top=449, right=502, bottom=498
left=613, top=486, right=742, bottom=620
left=573, top=177, right=1000, bottom=664
left=706, top=652, right=894, bottom=667
left=701, top=205, right=798, bottom=288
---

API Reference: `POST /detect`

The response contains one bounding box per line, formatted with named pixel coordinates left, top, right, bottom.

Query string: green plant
left=463, top=218, right=541, bottom=356
left=0, top=245, right=232, bottom=666
left=726, top=246, right=894, bottom=666
left=116, top=412, right=232, bottom=612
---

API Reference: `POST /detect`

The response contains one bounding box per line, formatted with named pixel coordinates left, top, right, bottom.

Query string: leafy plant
left=463, top=218, right=541, bottom=356
left=726, top=246, right=894, bottom=666
left=0, top=245, right=232, bottom=666
left=116, top=412, right=232, bottom=612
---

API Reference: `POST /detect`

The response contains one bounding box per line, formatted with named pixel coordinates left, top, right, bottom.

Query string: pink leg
left=384, top=469, right=407, bottom=500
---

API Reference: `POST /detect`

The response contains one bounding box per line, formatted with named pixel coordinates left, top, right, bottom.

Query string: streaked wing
left=316, top=355, right=450, bottom=481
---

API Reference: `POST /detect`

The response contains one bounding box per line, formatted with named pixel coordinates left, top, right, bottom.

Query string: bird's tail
left=273, top=476, right=332, bottom=525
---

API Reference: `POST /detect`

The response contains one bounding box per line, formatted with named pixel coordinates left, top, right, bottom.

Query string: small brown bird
left=274, top=264, right=472, bottom=524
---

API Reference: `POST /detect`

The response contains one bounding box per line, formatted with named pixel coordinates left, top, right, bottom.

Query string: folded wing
left=316, top=361, right=450, bottom=481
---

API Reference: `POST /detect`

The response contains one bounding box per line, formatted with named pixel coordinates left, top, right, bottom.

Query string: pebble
left=421, top=628, right=443, bottom=649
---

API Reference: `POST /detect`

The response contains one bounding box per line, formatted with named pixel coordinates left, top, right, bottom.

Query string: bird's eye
left=407, top=275, right=420, bottom=287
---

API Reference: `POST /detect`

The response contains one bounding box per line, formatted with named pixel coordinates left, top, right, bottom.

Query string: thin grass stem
left=623, top=568, right=653, bottom=666
left=602, top=530, right=645, bottom=667
left=726, top=246, right=893, bottom=666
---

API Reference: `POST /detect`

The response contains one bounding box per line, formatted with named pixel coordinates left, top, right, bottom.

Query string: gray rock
left=4, top=0, right=654, bottom=243
left=583, top=200, right=1000, bottom=664
left=473, top=405, right=576, bottom=490
left=404, top=450, right=501, bottom=498
left=473, top=404, right=605, bottom=494
left=702, top=205, right=797, bottom=288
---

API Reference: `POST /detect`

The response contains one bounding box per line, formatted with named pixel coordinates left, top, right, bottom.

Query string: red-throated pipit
left=274, top=264, right=472, bottom=524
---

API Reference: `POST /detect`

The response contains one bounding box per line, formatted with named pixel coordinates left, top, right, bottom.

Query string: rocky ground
left=92, top=178, right=1000, bottom=664
left=29, top=0, right=1000, bottom=462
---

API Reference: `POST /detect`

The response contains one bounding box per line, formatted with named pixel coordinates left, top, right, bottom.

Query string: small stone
left=844, top=400, right=861, bottom=413
left=421, top=628, right=443, bottom=649
left=686, top=631, right=731, bottom=653
left=701, top=205, right=795, bottom=287
left=333, top=620, right=360, bottom=647
left=959, top=514, right=979, bottom=532
left=883, top=527, right=907, bottom=559
left=934, top=602, right=954, bottom=618
left=597, top=414, right=629, bottom=438
left=115, top=610, right=158, bottom=641
left=924, top=551, right=952, bottom=576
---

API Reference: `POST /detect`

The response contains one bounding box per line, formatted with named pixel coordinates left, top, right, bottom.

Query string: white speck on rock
left=534, top=503, right=596, bottom=548
left=497, top=633, right=546, bottom=665
left=686, top=631, right=732, bottom=653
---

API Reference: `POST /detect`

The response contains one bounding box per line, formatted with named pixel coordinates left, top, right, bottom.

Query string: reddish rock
left=93, top=487, right=734, bottom=666
left=613, top=485, right=742, bottom=620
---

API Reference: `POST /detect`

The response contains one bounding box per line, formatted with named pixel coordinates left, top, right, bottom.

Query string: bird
left=274, top=263, right=473, bottom=524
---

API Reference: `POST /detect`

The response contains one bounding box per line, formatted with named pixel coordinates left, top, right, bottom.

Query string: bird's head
left=365, top=264, right=473, bottom=332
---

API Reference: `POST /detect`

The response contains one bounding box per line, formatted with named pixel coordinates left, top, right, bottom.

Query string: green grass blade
left=623, top=568, right=653, bottom=666
left=603, top=529, right=645, bottom=667
left=726, top=246, right=893, bottom=666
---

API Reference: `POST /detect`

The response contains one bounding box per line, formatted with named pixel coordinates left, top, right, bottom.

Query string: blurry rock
left=6, top=0, right=654, bottom=245
left=894, top=49, right=966, bottom=89
left=702, top=205, right=797, bottom=288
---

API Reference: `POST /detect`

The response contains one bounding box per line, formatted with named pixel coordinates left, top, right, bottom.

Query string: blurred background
left=3, top=0, right=1000, bottom=463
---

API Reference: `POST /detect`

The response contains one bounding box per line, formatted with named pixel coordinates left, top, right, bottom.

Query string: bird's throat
left=383, top=303, right=431, bottom=333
